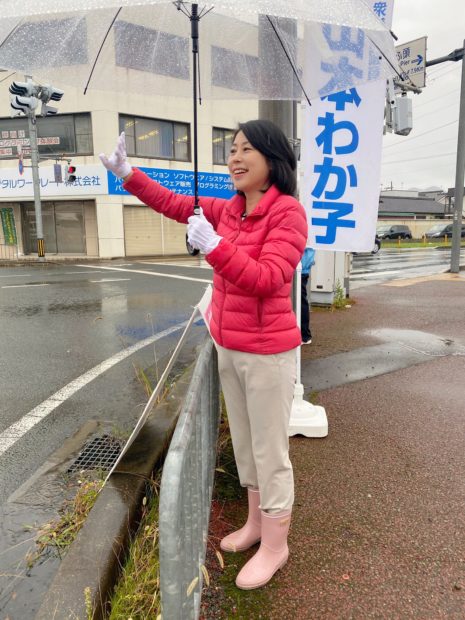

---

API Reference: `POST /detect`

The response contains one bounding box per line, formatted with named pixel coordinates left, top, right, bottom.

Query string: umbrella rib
left=84, top=6, right=123, bottom=95
left=0, top=18, right=24, bottom=53
left=0, top=71, right=17, bottom=84
left=367, top=33, right=403, bottom=82
left=265, top=15, right=311, bottom=106
left=173, top=1, right=191, bottom=18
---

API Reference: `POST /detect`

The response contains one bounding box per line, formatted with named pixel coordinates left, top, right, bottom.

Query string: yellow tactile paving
left=384, top=272, right=465, bottom=287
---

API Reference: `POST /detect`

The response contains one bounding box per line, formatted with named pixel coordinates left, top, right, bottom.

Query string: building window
left=120, top=115, right=190, bottom=161
left=0, top=113, right=93, bottom=158
left=212, top=127, right=234, bottom=165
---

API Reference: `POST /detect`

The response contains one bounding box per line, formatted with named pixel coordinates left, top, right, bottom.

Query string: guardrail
left=159, top=337, right=220, bottom=619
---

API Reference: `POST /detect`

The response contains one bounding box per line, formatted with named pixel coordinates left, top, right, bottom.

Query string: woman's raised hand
left=99, top=132, right=132, bottom=179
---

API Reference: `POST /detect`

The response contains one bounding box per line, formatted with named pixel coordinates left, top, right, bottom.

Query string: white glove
left=187, top=211, right=222, bottom=255
left=99, top=132, right=132, bottom=179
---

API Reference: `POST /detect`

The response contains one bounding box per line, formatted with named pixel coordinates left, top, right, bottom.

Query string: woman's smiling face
left=228, top=131, right=271, bottom=195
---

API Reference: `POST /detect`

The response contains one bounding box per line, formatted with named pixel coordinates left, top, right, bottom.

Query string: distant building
left=445, top=187, right=465, bottom=215
left=378, top=190, right=458, bottom=238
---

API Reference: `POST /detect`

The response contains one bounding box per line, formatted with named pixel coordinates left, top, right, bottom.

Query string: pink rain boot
left=235, top=510, right=291, bottom=589
left=220, top=488, right=261, bottom=552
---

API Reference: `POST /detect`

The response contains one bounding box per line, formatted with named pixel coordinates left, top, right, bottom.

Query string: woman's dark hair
left=233, top=119, right=297, bottom=196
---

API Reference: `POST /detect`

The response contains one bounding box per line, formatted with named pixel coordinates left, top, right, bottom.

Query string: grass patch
left=108, top=475, right=161, bottom=620
left=382, top=239, right=465, bottom=249
left=25, top=472, right=104, bottom=568
left=307, top=390, right=320, bottom=404
left=200, top=399, right=279, bottom=619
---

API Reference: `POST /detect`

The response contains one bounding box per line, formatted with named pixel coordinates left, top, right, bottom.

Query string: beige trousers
left=216, top=344, right=297, bottom=512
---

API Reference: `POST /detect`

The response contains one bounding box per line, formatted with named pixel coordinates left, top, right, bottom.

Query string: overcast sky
left=380, top=1, right=464, bottom=191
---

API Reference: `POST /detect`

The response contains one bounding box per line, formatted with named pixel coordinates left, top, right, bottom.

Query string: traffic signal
left=65, top=165, right=77, bottom=183
left=39, top=86, right=64, bottom=116
left=9, top=80, right=39, bottom=116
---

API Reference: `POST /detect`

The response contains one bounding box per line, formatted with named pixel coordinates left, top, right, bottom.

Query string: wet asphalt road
left=0, top=250, right=462, bottom=618
left=0, top=258, right=212, bottom=503
left=351, top=246, right=465, bottom=288
left=0, top=249, right=461, bottom=502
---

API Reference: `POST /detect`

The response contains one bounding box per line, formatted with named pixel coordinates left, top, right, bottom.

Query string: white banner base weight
left=288, top=383, right=328, bottom=438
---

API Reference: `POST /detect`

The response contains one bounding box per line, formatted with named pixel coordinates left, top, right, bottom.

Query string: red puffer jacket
left=124, top=168, right=308, bottom=354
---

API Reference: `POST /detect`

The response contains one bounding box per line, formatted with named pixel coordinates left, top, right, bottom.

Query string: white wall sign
left=0, top=164, right=108, bottom=199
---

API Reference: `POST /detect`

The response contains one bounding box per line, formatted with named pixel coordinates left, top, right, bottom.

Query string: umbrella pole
left=190, top=3, right=200, bottom=214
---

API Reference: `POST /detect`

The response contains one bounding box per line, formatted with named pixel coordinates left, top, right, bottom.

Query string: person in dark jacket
left=300, top=247, right=315, bottom=344
left=100, top=120, right=307, bottom=590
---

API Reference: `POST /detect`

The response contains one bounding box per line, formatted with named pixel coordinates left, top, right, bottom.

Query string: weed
left=108, top=476, right=161, bottom=619
left=84, top=586, right=93, bottom=620
left=332, top=279, right=347, bottom=309
left=308, top=390, right=319, bottom=404
left=25, top=473, right=103, bottom=568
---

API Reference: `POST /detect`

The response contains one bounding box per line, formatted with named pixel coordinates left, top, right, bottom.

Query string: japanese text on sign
left=108, top=167, right=234, bottom=199
left=311, top=89, right=360, bottom=243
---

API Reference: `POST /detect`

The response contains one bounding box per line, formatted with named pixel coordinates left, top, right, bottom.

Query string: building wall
left=0, top=80, right=257, bottom=257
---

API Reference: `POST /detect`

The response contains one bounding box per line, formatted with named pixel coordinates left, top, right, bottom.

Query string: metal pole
left=190, top=3, right=200, bottom=215
left=27, top=113, right=45, bottom=259
left=25, top=75, right=45, bottom=260
left=450, top=40, right=465, bottom=273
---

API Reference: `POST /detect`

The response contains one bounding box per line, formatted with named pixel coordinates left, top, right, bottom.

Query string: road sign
left=395, top=36, right=427, bottom=89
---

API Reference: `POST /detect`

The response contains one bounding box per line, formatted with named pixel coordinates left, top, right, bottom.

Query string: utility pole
left=449, top=43, right=465, bottom=273
left=25, top=77, right=45, bottom=260
left=425, top=47, right=465, bottom=273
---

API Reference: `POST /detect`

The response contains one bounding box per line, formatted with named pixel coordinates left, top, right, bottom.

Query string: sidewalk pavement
left=204, top=271, right=465, bottom=619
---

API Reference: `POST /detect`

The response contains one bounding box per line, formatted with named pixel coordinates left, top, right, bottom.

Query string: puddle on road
left=366, top=328, right=465, bottom=357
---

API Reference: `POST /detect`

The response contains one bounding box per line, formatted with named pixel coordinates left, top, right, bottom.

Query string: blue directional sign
left=107, top=166, right=235, bottom=199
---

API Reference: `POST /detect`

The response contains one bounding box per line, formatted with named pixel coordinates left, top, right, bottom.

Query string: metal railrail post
left=159, top=337, right=220, bottom=619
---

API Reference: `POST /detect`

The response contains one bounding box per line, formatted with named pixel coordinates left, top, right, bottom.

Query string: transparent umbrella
left=0, top=0, right=399, bottom=206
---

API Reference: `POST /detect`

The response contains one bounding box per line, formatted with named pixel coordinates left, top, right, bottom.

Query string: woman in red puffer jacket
left=100, top=119, right=307, bottom=590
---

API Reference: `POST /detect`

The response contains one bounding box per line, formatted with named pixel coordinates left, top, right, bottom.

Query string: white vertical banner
left=301, top=1, right=395, bottom=253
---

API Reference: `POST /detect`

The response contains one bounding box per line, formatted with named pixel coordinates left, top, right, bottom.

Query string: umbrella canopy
left=0, top=1, right=398, bottom=102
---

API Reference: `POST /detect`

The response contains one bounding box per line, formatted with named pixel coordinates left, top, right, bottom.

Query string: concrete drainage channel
left=34, top=363, right=194, bottom=620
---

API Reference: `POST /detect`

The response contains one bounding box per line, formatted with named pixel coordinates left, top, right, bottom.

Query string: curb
left=35, top=364, right=194, bottom=620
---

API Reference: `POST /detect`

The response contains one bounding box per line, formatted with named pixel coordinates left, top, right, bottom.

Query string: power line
left=414, top=88, right=459, bottom=109
left=427, top=63, right=462, bottom=84
left=383, top=120, right=458, bottom=148
left=382, top=152, right=455, bottom=164
left=415, top=100, right=458, bottom=120
left=383, top=137, right=454, bottom=154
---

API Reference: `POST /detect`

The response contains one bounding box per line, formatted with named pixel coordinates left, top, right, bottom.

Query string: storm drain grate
left=67, top=434, right=124, bottom=473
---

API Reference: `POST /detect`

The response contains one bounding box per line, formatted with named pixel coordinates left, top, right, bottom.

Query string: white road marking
left=0, top=321, right=188, bottom=458
left=0, top=274, right=32, bottom=278
left=90, top=278, right=131, bottom=283
left=77, top=263, right=212, bottom=284
left=2, top=283, right=49, bottom=288
left=61, top=270, right=105, bottom=275
left=351, top=270, right=400, bottom=277
left=138, top=260, right=212, bottom=270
